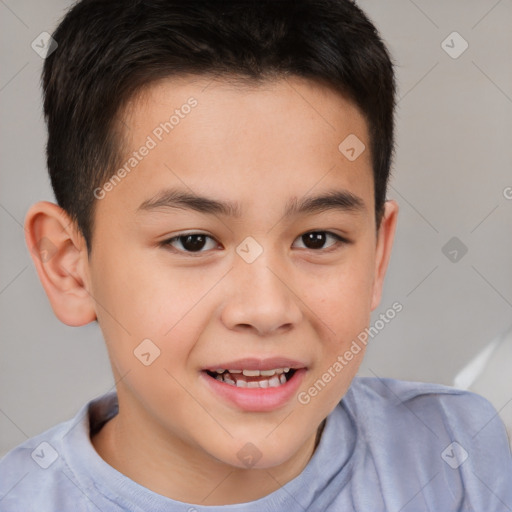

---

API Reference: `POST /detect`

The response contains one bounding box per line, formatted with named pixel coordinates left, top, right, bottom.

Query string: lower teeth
left=213, top=372, right=289, bottom=388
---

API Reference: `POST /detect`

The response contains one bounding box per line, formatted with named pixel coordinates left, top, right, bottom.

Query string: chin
left=205, top=434, right=309, bottom=472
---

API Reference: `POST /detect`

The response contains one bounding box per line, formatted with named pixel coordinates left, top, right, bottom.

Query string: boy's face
left=30, top=76, right=397, bottom=480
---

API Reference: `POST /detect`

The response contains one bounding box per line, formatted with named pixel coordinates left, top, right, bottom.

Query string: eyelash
left=160, top=231, right=351, bottom=256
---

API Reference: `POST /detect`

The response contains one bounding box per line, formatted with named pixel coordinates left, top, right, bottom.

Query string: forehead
left=129, top=74, right=369, bottom=137
left=99, top=75, right=374, bottom=224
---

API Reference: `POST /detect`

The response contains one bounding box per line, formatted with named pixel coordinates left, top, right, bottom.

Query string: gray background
left=1, top=0, right=511, bottom=457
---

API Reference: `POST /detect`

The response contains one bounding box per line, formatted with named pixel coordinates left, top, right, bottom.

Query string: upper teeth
left=215, top=368, right=291, bottom=376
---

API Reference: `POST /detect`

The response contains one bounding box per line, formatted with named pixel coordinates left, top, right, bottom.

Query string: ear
left=24, top=201, right=97, bottom=326
left=370, top=199, right=399, bottom=311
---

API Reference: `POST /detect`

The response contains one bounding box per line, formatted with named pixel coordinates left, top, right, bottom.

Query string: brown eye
left=161, top=230, right=349, bottom=256
left=294, top=231, right=348, bottom=251
left=162, top=233, right=218, bottom=253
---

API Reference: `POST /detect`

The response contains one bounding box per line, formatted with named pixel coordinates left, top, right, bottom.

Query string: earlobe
left=370, top=199, right=399, bottom=311
left=24, top=201, right=97, bottom=326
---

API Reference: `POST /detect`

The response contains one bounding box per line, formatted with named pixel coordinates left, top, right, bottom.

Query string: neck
left=91, top=402, right=324, bottom=505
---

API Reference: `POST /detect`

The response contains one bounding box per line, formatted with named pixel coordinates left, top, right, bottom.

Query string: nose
left=220, top=250, right=303, bottom=337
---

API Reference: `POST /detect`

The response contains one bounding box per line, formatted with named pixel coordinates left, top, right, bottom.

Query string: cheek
left=90, top=250, right=213, bottom=375
left=91, top=244, right=187, bottom=329
left=306, top=246, right=376, bottom=336
left=90, top=259, right=161, bottom=333
left=299, top=254, right=374, bottom=412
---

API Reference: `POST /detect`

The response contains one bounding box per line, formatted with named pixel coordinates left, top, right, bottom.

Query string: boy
left=1, top=0, right=511, bottom=510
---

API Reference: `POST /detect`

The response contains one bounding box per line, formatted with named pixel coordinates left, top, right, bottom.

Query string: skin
left=25, top=75, right=398, bottom=505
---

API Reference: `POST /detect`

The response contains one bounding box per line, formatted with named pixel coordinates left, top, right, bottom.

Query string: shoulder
left=348, top=374, right=484, bottom=401
left=344, top=376, right=509, bottom=444
left=346, top=375, right=499, bottom=417
left=0, top=422, right=83, bottom=510
left=0, top=393, right=115, bottom=511
left=339, top=377, right=512, bottom=510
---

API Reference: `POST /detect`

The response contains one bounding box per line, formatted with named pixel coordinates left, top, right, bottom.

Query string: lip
left=200, top=362, right=307, bottom=413
left=203, top=357, right=307, bottom=372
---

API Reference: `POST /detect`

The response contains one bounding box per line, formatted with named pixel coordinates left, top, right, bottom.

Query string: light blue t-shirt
left=1, top=377, right=511, bottom=511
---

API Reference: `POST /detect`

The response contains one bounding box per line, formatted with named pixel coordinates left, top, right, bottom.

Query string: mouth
left=204, top=367, right=298, bottom=388
left=200, top=358, right=307, bottom=411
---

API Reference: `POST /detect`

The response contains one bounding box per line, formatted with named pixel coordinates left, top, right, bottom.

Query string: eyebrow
left=136, top=187, right=366, bottom=218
